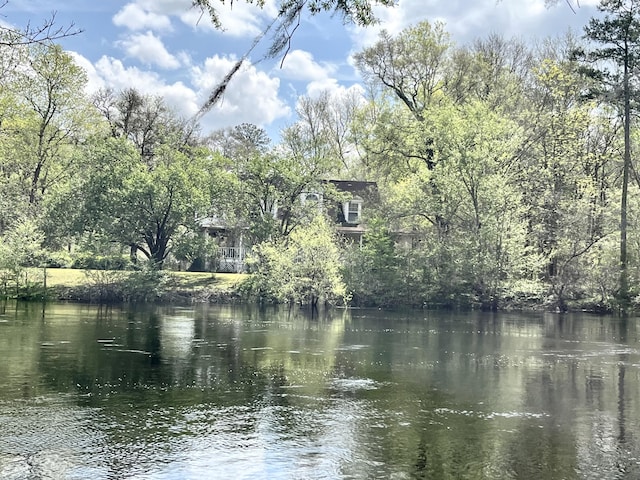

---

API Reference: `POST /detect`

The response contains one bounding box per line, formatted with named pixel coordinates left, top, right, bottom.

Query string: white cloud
left=129, top=0, right=192, bottom=16
left=354, top=0, right=601, bottom=50
left=179, top=0, right=277, bottom=37
left=90, top=56, right=199, bottom=120
left=303, top=79, right=365, bottom=103
left=278, top=50, right=337, bottom=81
left=117, top=31, right=181, bottom=69
left=156, top=81, right=200, bottom=118
left=113, top=3, right=173, bottom=32
left=191, top=55, right=290, bottom=130
left=93, top=56, right=167, bottom=92
left=73, top=53, right=289, bottom=134
left=68, top=51, right=105, bottom=93
left=113, top=0, right=278, bottom=38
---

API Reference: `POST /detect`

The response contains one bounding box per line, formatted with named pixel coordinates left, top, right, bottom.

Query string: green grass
left=41, top=268, right=246, bottom=290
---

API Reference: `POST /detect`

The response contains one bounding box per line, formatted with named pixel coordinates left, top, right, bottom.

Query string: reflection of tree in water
left=146, top=312, right=161, bottom=365
left=504, top=317, right=640, bottom=479
left=6, top=303, right=640, bottom=478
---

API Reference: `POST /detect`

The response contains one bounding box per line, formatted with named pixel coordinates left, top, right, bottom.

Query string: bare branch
left=0, top=4, right=83, bottom=46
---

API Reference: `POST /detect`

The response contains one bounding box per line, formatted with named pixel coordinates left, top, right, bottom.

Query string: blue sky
left=2, top=0, right=600, bottom=141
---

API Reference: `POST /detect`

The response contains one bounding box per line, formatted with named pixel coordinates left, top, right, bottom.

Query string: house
left=200, top=180, right=378, bottom=272
left=324, top=180, right=378, bottom=246
left=198, top=215, right=248, bottom=273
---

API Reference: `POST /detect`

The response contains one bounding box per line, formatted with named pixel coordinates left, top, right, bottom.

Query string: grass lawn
left=41, top=268, right=247, bottom=290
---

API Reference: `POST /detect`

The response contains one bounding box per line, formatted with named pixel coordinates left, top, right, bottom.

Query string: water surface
left=0, top=302, right=639, bottom=479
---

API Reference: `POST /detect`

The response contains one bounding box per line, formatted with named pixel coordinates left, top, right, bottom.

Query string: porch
left=215, top=246, right=248, bottom=273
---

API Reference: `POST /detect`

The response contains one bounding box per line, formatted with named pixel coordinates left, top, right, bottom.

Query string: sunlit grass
left=40, top=268, right=247, bottom=290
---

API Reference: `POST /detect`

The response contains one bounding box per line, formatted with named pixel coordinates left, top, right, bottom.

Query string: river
left=0, top=301, right=639, bottom=479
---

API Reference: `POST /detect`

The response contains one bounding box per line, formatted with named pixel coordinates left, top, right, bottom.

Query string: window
left=305, top=193, right=320, bottom=203
left=343, top=198, right=362, bottom=224
left=301, top=192, right=323, bottom=211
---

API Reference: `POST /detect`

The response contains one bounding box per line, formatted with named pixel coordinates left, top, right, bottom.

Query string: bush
left=120, top=265, right=173, bottom=302
left=246, top=216, right=348, bottom=307
left=44, top=251, right=73, bottom=268
left=82, top=263, right=174, bottom=303
left=71, top=253, right=131, bottom=270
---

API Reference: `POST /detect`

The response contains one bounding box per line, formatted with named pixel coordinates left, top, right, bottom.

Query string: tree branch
left=0, top=5, right=82, bottom=46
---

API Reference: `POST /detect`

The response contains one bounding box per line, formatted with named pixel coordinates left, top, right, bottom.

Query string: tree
left=213, top=122, right=339, bottom=244
left=579, top=0, right=640, bottom=311
left=8, top=43, right=91, bottom=206
left=93, top=88, right=198, bottom=162
left=248, top=215, right=347, bottom=307
left=0, top=217, right=46, bottom=297
left=517, top=49, right=619, bottom=311
left=294, top=89, right=364, bottom=175
left=207, top=122, right=271, bottom=161
left=354, top=21, right=451, bottom=122
left=342, top=216, right=403, bottom=306
left=79, top=139, right=217, bottom=267
left=0, top=41, right=95, bottom=242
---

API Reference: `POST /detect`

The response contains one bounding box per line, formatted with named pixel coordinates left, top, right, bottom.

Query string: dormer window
left=343, top=197, right=362, bottom=224
left=302, top=192, right=321, bottom=204
left=301, top=192, right=323, bottom=211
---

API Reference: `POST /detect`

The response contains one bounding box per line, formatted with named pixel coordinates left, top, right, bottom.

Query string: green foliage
left=4, top=18, right=640, bottom=312
left=579, top=0, right=640, bottom=311
left=120, top=265, right=174, bottom=303
left=71, top=253, right=131, bottom=271
left=171, top=227, right=217, bottom=271
left=231, top=143, right=336, bottom=243
left=0, top=218, right=46, bottom=298
left=246, top=215, right=347, bottom=306
left=43, top=250, right=73, bottom=268
left=342, top=217, right=404, bottom=306
left=348, top=22, right=626, bottom=311
left=58, top=133, right=218, bottom=269
left=82, top=263, right=173, bottom=303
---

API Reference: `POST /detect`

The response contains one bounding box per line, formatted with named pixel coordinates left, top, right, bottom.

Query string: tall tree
left=68, top=137, right=219, bottom=267
left=295, top=89, right=363, bottom=175
left=580, top=0, right=640, bottom=310
left=0, top=43, right=91, bottom=215
left=207, top=122, right=271, bottom=161
left=354, top=21, right=451, bottom=121
left=93, top=88, right=197, bottom=162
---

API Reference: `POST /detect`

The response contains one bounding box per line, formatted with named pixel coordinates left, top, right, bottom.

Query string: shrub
left=71, top=253, right=131, bottom=270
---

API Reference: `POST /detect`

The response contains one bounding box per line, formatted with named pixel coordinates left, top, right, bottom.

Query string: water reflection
left=0, top=302, right=639, bottom=479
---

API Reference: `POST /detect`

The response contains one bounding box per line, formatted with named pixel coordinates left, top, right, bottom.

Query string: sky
left=2, top=0, right=602, bottom=141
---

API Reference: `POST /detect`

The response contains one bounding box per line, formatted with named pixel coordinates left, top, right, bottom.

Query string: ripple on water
left=330, top=377, right=380, bottom=392
left=433, top=407, right=549, bottom=420
left=0, top=396, right=107, bottom=480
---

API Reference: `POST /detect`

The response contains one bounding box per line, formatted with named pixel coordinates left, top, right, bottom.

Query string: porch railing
left=217, top=247, right=247, bottom=273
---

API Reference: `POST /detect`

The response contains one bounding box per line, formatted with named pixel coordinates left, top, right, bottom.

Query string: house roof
left=327, top=180, right=377, bottom=194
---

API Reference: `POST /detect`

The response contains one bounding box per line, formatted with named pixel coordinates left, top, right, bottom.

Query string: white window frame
left=301, top=191, right=323, bottom=211
left=343, top=197, right=362, bottom=224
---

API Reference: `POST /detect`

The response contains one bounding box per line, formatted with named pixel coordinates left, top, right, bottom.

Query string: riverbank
left=3, top=268, right=247, bottom=304
left=1, top=267, right=621, bottom=313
